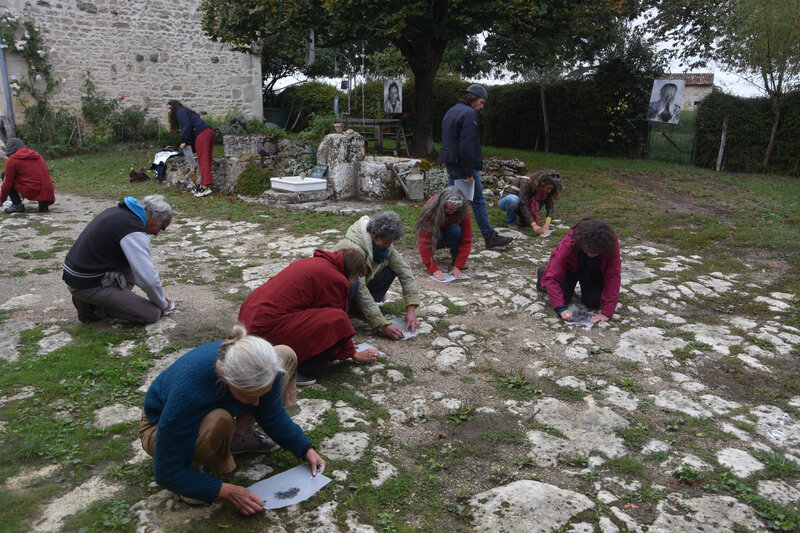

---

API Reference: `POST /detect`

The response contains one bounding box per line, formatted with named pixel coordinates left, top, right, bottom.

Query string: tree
left=649, top=0, right=800, bottom=167
left=484, top=5, right=640, bottom=152
left=201, top=0, right=634, bottom=156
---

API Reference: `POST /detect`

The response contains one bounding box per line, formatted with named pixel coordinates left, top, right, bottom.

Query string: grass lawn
left=1, top=144, right=798, bottom=531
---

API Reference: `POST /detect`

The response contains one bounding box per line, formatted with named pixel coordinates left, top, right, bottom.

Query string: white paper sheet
left=390, top=317, right=420, bottom=341
left=429, top=273, right=470, bottom=283
left=564, top=305, right=594, bottom=328
left=453, top=178, right=475, bottom=201
left=540, top=230, right=552, bottom=238
left=248, top=464, right=331, bottom=510
left=355, top=342, right=385, bottom=356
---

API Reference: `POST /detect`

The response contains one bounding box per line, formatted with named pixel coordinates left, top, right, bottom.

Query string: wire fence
left=647, top=110, right=697, bottom=165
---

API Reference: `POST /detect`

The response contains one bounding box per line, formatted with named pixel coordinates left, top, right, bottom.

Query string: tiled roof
left=667, top=73, right=715, bottom=85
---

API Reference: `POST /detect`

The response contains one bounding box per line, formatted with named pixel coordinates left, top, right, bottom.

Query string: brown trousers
left=139, top=345, right=298, bottom=473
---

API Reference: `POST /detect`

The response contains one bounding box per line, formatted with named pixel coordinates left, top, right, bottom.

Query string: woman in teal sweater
left=140, top=325, right=325, bottom=514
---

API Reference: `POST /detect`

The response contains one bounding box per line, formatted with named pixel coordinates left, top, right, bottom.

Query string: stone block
left=163, top=156, right=250, bottom=194
left=223, top=133, right=279, bottom=157
left=316, top=132, right=365, bottom=199
left=359, top=156, right=423, bottom=200
left=258, top=189, right=330, bottom=205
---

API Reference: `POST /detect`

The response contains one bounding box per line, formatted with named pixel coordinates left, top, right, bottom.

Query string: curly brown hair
left=528, top=170, right=563, bottom=202
left=573, top=219, right=617, bottom=256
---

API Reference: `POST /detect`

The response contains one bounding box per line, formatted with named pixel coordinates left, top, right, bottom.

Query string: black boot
left=536, top=265, right=547, bottom=292
left=484, top=231, right=512, bottom=249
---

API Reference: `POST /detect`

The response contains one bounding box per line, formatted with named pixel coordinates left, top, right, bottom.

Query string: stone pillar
left=316, top=132, right=365, bottom=199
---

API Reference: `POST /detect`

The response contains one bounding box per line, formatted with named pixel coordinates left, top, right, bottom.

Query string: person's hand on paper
left=305, top=448, right=326, bottom=477
left=464, top=176, right=474, bottom=184
left=353, top=347, right=380, bottom=362
left=450, top=266, right=465, bottom=279
left=162, top=298, right=175, bottom=316
left=380, top=324, right=405, bottom=340
left=542, top=221, right=551, bottom=235
left=404, top=305, right=420, bottom=333
left=590, top=313, right=609, bottom=324
left=432, top=269, right=446, bottom=281
left=219, top=482, right=264, bottom=515
left=560, top=309, right=573, bottom=321
left=532, top=223, right=544, bottom=235
left=180, top=143, right=186, bottom=149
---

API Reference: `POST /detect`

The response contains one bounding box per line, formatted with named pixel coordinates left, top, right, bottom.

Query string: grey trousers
left=69, top=282, right=162, bottom=324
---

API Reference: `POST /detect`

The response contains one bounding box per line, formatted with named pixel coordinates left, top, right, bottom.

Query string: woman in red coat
left=415, top=186, right=472, bottom=281
left=238, top=249, right=380, bottom=385
left=536, top=218, right=621, bottom=324
left=1, top=138, right=55, bottom=213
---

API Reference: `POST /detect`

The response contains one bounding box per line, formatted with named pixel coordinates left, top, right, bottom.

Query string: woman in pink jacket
left=537, top=218, right=621, bottom=323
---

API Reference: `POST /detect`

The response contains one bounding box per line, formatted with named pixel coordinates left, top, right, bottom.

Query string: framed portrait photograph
left=384, top=79, right=402, bottom=114
left=647, top=79, right=685, bottom=124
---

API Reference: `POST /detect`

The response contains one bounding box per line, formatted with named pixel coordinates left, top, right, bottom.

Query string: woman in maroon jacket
left=1, top=138, right=55, bottom=213
left=415, top=186, right=472, bottom=281
left=537, top=218, right=621, bottom=323
left=238, top=249, right=380, bottom=384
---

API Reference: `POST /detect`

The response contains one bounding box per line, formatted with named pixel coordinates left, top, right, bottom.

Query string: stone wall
left=0, top=0, right=262, bottom=123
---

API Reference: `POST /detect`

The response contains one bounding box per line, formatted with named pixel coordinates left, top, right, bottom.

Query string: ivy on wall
left=0, top=9, right=58, bottom=107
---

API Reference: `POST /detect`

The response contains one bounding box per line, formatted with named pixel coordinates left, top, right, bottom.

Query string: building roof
left=667, top=73, right=715, bottom=86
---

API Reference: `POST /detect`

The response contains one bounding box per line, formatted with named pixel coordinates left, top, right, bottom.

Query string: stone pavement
left=0, top=193, right=798, bottom=532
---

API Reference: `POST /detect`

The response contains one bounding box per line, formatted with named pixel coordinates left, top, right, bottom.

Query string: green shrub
left=234, top=162, right=272, bottom=196
left=274, top=81, right=343, bottom=131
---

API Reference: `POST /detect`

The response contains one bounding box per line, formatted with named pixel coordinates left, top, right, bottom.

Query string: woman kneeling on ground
left=537, top=218, right=621, bottom=324
left=498, top=170, right=562, bottom=234
left=140, top=325, right=325, bottom=514
left=416, top=186, right=472, bottom=281
left=238, top=249, right=380, bottom=385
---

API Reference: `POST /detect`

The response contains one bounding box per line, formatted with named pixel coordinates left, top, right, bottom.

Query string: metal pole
left=0, top=31, right=16, bottom=124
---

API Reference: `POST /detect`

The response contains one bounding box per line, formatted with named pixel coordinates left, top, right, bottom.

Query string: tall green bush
left=273, top=81, right=344, bottom=131
left=694, top=91, right=800, bottom=175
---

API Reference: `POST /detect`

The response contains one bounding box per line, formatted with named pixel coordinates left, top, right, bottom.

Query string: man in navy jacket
left=438, top=84, right=512, bottom=249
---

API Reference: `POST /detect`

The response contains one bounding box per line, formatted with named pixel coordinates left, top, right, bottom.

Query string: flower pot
left=333, top=123, right=344, bottom=134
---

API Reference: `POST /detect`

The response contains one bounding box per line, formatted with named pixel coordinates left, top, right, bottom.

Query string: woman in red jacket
left=537, top=218, right=621, bottom=323
left=238, top=249, right=380, bottom=385
left=415, top=186, right=472, bottom=281
left=1, top=138, right=55, bottom=213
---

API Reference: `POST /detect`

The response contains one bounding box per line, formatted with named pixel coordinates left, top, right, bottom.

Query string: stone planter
left=223, top=133, right=279, bottom=157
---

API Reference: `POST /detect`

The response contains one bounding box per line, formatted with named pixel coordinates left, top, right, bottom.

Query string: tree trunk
left=540, top=83, right=550, bottom=153
left=764, top=100, right=780, bottom=168
left=396, top=38, right=447, bottom=157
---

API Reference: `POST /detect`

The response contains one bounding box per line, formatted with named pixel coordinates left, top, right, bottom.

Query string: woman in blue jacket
left=167, top=100, right=215, bottom=197
left=140, top=324, right=325, bottom=514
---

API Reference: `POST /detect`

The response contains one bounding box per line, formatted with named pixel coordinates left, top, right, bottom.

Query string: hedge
left=694, top=90, right=800, bottom=175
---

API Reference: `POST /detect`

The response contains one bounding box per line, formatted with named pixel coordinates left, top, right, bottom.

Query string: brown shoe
left=507, top=224, right=519, bottom=230
left=72, top=296, right=100, bottom=323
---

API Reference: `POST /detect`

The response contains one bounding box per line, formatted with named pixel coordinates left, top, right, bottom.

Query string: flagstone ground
left=0, top=191, right=797, bottom=532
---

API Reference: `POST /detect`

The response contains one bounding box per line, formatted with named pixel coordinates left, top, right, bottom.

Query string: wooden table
left=347, top=118, right=410, bottom=156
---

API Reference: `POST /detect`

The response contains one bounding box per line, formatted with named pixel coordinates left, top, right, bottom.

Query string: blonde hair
left=217, top=324, right=285, bottom=391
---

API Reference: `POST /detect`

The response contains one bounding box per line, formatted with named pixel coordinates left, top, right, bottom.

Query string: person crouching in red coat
left=238, top=249, right=381, bottom=386
left=536, top=218, right=621, bottom=324
left=2, top=138, right=56, bottom=213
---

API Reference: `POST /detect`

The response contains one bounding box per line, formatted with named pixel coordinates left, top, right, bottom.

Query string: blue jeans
left=348, top=266, right=397, bottom=309
left=438, top=223, right=462, bottom=261
left=448, top=170, right=494, bottom=239
left=498, top=194, right=520, bottom=226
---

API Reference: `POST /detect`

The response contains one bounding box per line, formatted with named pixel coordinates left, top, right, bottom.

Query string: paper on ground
left=355, top=342, right=385, bottom=356
left=564, top=305, right=594, bottom=328
left=390, top=317, right=420, bottom=341
left=453, top=178, right=475, bottom=201
left=248, top=464, right=331, bottom=510
left=429, top=273, right=470, bottom=283
left=540, top=230, right=552, bottom=237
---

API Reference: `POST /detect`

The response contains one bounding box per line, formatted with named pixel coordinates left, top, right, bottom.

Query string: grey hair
left=217, top=324, right=286, bottom=392
left=367, top=211, right=404, bottom=241
left=415, top=186, right=469, bottom=254
left=141, top=194, right=173, bottom=223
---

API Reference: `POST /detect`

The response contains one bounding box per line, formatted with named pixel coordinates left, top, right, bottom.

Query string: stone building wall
left=0, top=0, right=262, bottom=123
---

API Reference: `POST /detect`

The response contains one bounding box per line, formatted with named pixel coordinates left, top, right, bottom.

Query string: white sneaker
left=193, top=186, right=212, bottom=197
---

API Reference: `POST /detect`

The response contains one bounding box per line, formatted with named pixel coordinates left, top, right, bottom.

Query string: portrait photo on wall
left=647, top=79, right=685, bottom=124
left=384, top=80, right=402, bottom=114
